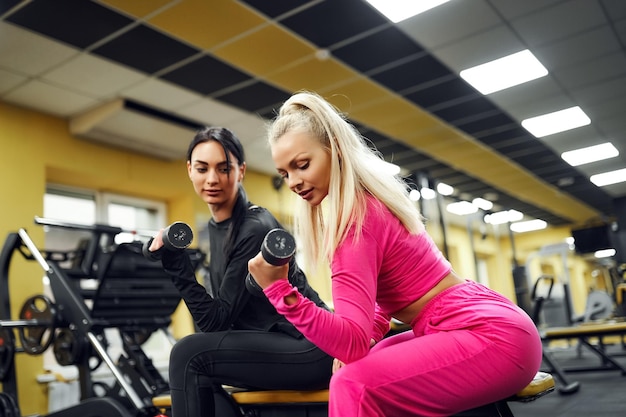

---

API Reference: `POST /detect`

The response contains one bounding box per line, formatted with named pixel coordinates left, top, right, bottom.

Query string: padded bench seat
left=542, top=320, right=626, bottom=339
left=152, top=372, right=554, bottom=416
left=541, top=320, right=626, bottom=375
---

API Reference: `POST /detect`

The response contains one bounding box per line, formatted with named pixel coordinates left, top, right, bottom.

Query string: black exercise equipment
left=142, top=222, right=193, bottom=261
left=0, top=329, right=14, bottom=381
left=246, top=228, right=296, bottom=296
left=530, top=275, right=581, bottom=395
left=1, top=218, right=204, bottom=417
left=0, top=393, right=134, bottom=417
left=0, top=392, right=20, bottom=417
left=2, top=301, right=61, bottom=364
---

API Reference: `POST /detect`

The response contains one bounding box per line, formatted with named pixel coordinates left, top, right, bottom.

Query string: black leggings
left=168, top=330, right=333, bottom=417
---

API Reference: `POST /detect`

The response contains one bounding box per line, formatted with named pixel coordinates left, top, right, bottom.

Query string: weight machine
left=0, top=218, right=203, bottom=416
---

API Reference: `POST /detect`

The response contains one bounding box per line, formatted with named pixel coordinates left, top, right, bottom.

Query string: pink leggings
left=329, top=281, right=543, bottom=416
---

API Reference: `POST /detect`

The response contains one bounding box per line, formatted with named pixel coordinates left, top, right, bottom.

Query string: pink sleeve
left=372, top=303, right=391, bottom=342
left=264, top=228, right=383, bottom=363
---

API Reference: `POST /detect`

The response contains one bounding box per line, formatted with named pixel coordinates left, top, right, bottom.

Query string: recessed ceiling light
left=510, top=219, right=547, bottom=233
left=447, top=201, right=478, bottom=216
left=590, top=168, right=626, bottom=187
left=595, top=248, right=616, bottom=258
left=365, top=0, right=450, bottom=23
left=420, top=188, right=436, bottom=200
left=472, top=197, right=493, bottom=211
left=460, top=50, right=548, bottom=95
left=521, top=106, right=591, bottom=138
left=409, top=189, right=421, bottom=201
left=561, top=142, right=619, bottom=166
left=484, top=209, right=523, bottom=225
left=437, top=182, right=454, bottom=196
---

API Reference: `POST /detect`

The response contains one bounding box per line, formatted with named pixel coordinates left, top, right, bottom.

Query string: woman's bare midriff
left=391, top=271, right=465, bottom=325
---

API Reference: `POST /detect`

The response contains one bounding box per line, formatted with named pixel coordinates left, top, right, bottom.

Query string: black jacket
left=161, top=204, right=327, bottom=337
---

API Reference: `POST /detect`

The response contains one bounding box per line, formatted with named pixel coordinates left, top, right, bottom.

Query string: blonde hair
left=267, top=91, right=424, bottom=269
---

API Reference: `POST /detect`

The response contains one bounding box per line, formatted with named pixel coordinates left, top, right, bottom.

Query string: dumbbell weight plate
left=247, top=229, right=296, bottom=297
left=53, top=328, right=85, bottom=366
left=164, top=222, right=193, bottom=250
left=18, top=295, right=56, bottom=355
left=262, top=229, right=296, bottom=266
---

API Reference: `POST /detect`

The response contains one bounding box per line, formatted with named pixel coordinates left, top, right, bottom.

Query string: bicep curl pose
left=148, top=127, right=332, bottom=417
left=248, top=92, right=543, bottom=417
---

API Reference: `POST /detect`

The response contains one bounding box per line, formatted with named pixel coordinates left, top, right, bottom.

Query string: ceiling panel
left=510, top=0, right=607, bottom=47
left=41, top=54, right=146, bottom=97
left=1, top=0, right=624, bottom=230
left=160, top=55, right=252, bottom=95
left=92, top=24, right=200, bottom=74
left=0, top=22, right=79, bottom=76
left=6, top=0, right=133, bottom=49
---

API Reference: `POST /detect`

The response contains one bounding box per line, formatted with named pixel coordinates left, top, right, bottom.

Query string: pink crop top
left=264, top=194, right=451, bottom=363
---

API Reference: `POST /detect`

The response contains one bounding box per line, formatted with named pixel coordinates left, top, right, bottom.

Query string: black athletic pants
left=168, top=329, right=333, bottom=417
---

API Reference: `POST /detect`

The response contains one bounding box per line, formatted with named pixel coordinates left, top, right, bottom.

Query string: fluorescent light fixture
left=484, top=209, right=523, bottom=225
left=472, top=197, right=493, bottom=211
left=409, top=189, right=421, bottom=201
left=595, top=248, right=616, bottom=258
left=591, top=168, right=626, bottom=186
left=460, top=50, right=548, bottom=95
left=437, top=182, right=454, bottom=196
left=521, top=106, right=591, bottom=138
left=447, top=201, right=478, bottom=216
left=561, top=142, right=619, bottom=166
left=365, top=0, right=450, bottom=23
left=510, top=219, right=547, bottom=233
left=420, top=187, right=436, bottom=200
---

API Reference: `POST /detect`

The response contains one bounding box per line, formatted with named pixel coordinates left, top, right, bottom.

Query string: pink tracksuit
left=264, top=195, right=542, bottom=416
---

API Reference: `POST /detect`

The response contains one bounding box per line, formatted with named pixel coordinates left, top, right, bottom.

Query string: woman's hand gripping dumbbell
left=246, top=228, right=296, bottom=296
left=143, top=221, right=194, bottom=261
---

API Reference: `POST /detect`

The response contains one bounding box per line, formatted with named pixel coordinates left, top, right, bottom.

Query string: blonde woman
left=248, top=92, right=542, bottom=416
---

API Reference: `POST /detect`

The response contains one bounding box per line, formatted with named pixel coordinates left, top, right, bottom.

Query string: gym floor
left=510, top=342, right=626, bottom=416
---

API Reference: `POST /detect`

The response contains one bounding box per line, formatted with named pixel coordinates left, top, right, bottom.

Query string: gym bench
left=541, top=320, right=626, bottom=375
left=152, top=371, right=555, bottom=417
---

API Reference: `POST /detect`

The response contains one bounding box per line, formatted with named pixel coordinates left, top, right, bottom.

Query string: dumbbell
left=246, top=228, right=296, bottom=296
left=142, top=221, right=193, bottom=261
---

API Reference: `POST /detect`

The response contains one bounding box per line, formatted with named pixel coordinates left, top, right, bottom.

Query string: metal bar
left=17, top=229, right=49, bottom=272
left=87, top=332, right=147, bottom=410
left=34, top=216, right=156, bottom=237
left=0, top=319, right=52, bottom=328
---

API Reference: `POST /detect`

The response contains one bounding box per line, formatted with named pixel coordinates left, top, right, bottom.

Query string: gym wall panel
left=0, top=102, right=53, bottom=416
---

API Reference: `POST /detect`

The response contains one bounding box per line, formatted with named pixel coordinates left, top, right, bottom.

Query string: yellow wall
left=0, top=101, right=600, bottom=414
